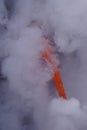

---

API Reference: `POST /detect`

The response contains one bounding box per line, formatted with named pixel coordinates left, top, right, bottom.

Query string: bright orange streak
left=41, top=36, right=67, bottom=99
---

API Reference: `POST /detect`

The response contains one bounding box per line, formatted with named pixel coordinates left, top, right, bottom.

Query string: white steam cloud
left=0, top=0, right=87, bottom=130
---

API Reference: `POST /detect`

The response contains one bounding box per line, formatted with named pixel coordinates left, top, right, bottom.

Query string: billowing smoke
left=0, top=0, right=87, bottom=130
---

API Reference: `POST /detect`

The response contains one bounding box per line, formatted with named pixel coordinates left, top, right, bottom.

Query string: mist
left=0, top=0, right=87, bottom=130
